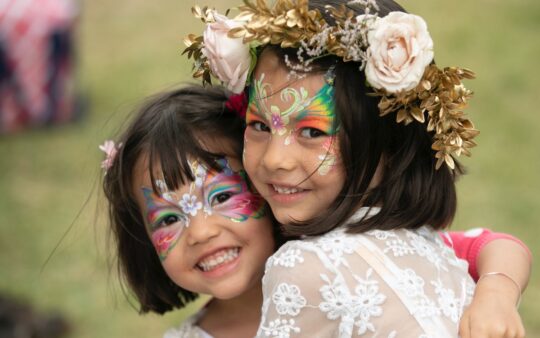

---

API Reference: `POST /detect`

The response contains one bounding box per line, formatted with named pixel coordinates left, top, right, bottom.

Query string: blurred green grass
left=0, top=0, right=538, bottom=336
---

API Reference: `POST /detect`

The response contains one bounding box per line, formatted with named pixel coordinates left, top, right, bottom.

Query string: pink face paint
left=142, top=187, right=189, bottom=261
left=317, top=136, right=338, bottom=176
left=142, top=159, right=266, bottom=261
left=204, top=168, right=266, bottom=222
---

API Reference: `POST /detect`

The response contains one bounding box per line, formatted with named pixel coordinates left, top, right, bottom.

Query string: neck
left=198, top=283, right=263, bottom=338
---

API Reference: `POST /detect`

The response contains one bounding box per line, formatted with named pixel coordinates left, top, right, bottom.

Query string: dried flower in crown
left=182, top=0, right=479, bottom=170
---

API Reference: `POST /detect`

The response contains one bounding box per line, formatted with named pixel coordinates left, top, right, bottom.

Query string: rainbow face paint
left=143, top=187, right=189, bottom=261
left=295, top=83, right=337, bottom=136
left=247, top=73, right=338, bottom=138
left=247, top=74, right=339, bottom=175
left=204, top=168, right=266, bottom=222
left=143, top=158, right=266, bottom=260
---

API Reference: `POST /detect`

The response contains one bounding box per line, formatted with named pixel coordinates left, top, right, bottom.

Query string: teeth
left=272, top=185, right=304, bottom=194
left=197, top=248, right=239, bottom=272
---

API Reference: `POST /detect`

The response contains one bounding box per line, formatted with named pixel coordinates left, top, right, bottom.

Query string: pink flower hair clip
left=99, top=140, right=121, bottom=171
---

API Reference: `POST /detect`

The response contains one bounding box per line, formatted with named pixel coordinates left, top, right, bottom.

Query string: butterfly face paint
left=294, top=83, right=337, bottom=136
left=204, top=167, right=266, bottom=222
left=143, top=158, right=266, bottom=260
left=143, top=187, right=189, bottom=261
left=247, top=73, right=339, bottom=175
left=247, top=73, right=337, bottom=146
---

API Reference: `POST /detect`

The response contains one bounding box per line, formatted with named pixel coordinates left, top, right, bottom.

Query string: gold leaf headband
left=182, top=0, right=479, bottom=170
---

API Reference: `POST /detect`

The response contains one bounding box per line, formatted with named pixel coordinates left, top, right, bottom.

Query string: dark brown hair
left=264, top=0, right=464, bottom=237
left=102, top=86, right=248, bottom=314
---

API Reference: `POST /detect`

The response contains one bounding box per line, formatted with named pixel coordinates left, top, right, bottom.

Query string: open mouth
left=271, top=184, right=306, bottom=195
left=196, top=247, right=240, bottom=272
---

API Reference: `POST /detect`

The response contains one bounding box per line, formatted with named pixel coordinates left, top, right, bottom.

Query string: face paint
left=247, top=74, right=338, bottom=138
left=149, top=158, right=265, bottom=238
left=142, top=187, right=189, bottom=261
left=317, top=136, right=338, bottom=176
left=248, top=73, right=311, bottom=136
left=204, top=168, right=266, bottom=222
left=295, top=83, right=337, bottom=136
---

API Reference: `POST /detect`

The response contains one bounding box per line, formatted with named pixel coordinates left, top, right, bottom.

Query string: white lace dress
left=256, top=208, right=475, bottom=338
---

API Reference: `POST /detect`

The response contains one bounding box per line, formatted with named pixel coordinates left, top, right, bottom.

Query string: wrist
left=477, top=272, right=522, bottom=307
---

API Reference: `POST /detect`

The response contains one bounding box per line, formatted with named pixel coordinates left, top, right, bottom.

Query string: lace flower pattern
left=257, top=213, right=475, bottom=338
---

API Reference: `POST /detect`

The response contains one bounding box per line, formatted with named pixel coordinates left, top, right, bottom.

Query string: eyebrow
left=142, top=187, right=182, bottom=221
left=294, top=83, right=335, bottom=121
left=246, top=105, right=266, bottom=120
left=248, top=80, right=335, bottom=121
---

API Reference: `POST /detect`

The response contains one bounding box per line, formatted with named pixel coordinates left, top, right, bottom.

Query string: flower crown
left=183, top=0, right=479, bottom=170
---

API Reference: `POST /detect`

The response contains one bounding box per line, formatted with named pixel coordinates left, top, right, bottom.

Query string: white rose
left=365, top=12, right=434, bottom=93
left=202, top=12, right=251, bottom=93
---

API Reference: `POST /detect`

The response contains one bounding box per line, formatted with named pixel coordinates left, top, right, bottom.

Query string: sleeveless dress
left=256, top=208, right=475, bottom=338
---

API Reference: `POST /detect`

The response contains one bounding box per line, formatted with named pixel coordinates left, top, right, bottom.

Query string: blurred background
left=0, top=0, right=538, bottom=336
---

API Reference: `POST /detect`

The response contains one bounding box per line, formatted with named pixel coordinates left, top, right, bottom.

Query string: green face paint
left=143, top=158, right=266, bottom=261
left=246, top=73, right=338, bottom=138
left=143, top=187, right=189, bottom=261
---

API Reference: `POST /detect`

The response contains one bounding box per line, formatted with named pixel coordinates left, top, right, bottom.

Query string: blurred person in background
left=0, top=0, right=82, bottom=134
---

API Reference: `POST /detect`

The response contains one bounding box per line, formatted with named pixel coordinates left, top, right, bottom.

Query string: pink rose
left=202, top=12, right=251, bottom=94
left=365, top=12, right=434, bottom=93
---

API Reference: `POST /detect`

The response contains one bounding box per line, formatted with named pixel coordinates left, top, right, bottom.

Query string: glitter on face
left=246, top=73, right=339, bottom=176
left=294, top=83, right=337, bottom=136
left=142, top=187, right=189, bottom=261
left=204, top=168, right=266, bottom=222
left=143, top=158, right=266, bottom=260
left=317, top=136, right=338, bottom=176
left=247, top=73, right=337, bottom=138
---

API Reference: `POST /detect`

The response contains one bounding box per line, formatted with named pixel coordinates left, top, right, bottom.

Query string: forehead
left=253, top=50, right=326, bottom=99
left=131, top=139, right=243, bottom=195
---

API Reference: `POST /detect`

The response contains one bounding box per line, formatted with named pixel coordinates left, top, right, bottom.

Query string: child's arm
left=440, top=228, right=532, bottom=338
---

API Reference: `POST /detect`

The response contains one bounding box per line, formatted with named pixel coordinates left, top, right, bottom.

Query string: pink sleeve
left=439, top=228, right=531, bottom=281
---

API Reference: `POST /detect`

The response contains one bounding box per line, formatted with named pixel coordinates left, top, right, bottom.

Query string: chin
left=211, top=286, right=244, bottom=300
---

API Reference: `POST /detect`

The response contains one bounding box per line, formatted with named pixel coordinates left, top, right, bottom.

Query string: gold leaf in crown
left=182, top=0, right=479, bottom=170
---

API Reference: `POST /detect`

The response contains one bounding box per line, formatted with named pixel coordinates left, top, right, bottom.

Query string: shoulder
left=266, top=227, right=357, bottom=274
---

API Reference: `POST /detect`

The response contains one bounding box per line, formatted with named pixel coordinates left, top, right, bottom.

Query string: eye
left=211, top=192, right=233, bottom=206
left=248, top=120, right=271, bottom=132
left=299, top=127, right=326, bottom=138
left=156, top=213, right=186, bottom=228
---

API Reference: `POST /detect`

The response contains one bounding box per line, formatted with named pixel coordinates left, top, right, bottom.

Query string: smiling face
left=243, top=50, right=346, bottom=225
left=132, top=146, right=274, bottom=300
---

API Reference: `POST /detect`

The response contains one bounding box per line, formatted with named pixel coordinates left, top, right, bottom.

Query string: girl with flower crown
left=102, top=87, right=529, bottom=338
left=183, top=0, right=532, bottom=337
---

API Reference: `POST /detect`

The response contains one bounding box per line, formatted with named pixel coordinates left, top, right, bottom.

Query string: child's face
left=132, top=148, right=274, bottom=300
left=243, top=50, right=346, bottom=224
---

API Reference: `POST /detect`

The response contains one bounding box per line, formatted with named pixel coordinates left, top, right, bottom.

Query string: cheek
left=244, top=219, right=276, bottom=259
left=150, top=224, right=184, bottom=262
left=242, top=131, right=260, bottom=175
left=316, top=137, right=341, bottom=176
left=161, top=253, right=192, bottom=289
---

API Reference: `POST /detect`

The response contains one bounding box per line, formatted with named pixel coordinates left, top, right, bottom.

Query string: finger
left=517, top=319, right=526, bottom=338
left=459, top=313, right=471, bottom=338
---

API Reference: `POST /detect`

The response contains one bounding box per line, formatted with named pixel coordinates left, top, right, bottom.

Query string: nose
left=185, top=213, right=221, bottom=246
left=261, top=135, right=296, bottom=172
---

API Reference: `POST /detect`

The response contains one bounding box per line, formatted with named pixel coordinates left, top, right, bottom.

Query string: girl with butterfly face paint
left=102, top=86, right=277, bottom=337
